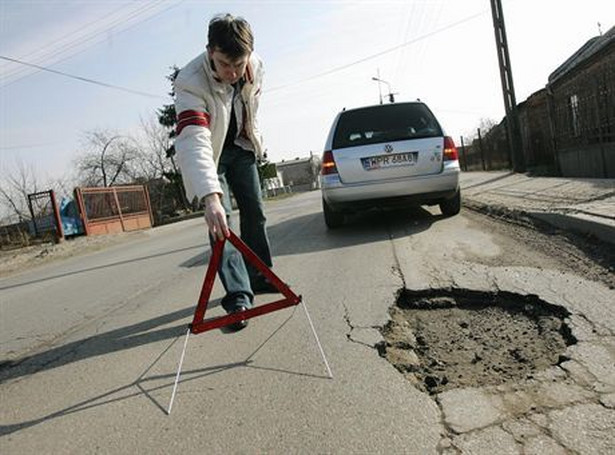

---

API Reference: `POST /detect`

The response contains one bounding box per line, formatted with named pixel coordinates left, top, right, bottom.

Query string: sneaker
left=227, top=307, right=248, bottom=331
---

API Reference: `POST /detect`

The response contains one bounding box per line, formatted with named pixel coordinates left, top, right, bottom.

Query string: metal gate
left=74, top=185, right=153, bottom=236
left=27, top=190, right=64, bottom=242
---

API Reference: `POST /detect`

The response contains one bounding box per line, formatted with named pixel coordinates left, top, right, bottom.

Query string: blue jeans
left=212, top=145, right=273, bottom=312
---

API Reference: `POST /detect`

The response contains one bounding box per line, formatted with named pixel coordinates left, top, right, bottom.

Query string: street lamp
left=371, top=76, right=395, bottom=103
left=372, top=76, right=383, bottom=104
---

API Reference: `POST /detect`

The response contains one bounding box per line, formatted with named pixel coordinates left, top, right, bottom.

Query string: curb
left=529, top=212, right=615, bottom=246
left=462, top=200, right=615, bottom=246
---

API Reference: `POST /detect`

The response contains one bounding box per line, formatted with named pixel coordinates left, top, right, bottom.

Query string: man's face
left=208, top=47, right=249, bottom=85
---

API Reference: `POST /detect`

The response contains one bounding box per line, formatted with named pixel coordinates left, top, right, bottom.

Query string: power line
left=0, top=141, right=63, bottom=151
left=1, top=0, right=183, bottom=87
left=393, top=1, right=419, bottom=83
left=1, top=2, right=134, bottom=76
left=0, top=55, right=164, bottom=99
left=265, top=9, right=487, bottom=94
left=1, top=0, right=168, bottom=83
left=1, top=9, right=489, bottom=118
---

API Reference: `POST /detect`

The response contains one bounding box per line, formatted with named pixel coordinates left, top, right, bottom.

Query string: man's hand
left=203, top=193, right=229, bottom=241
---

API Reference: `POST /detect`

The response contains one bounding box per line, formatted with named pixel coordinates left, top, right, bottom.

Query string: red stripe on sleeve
left=176, top=110, right=211, bottom=135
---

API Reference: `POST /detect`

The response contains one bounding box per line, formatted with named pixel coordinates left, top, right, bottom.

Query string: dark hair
left=207, top=14, right=253, bottom=59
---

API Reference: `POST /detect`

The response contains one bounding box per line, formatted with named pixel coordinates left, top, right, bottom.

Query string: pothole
left=378, top=289, right=577, bottom=394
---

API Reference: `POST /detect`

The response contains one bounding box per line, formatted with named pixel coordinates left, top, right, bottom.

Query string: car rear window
left=332, top=103, right=443, bottom=149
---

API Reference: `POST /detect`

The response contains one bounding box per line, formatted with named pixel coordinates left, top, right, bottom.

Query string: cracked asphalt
left=380, top=289, right=575, bottom=394
left=1, top=189, right=614, bottom=454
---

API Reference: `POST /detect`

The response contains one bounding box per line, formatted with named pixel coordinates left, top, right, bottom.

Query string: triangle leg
left=167, top=328, right=191, bottom=415
left=301, top=300, right=333, bottom=379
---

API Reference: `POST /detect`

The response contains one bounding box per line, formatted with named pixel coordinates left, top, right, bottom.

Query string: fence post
left=143, top=184, right=154, bottom=227
left=27, top=194, right=38, bottom=237
left=478, top=128, right=486, bottom=171
left=49, top=190, right=64, bottom=243
left=74, top=187, right=91, bottom=236
left=593, top=78, right=609, bottom=178
left=460, top=136, right=468, bottom=171
left=545, top=85, right=562, bottom=176
left=112, top=187, right=125, bottom=232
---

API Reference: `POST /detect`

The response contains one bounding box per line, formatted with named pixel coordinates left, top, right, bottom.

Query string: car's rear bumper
left=321, top=167, right=460, bottom=212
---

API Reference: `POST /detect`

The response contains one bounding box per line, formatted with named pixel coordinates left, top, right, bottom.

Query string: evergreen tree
left=156, top=66, right=190, bottom=209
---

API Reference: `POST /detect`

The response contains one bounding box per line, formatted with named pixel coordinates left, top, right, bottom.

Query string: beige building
left=275, top=154, right=321, bottom=192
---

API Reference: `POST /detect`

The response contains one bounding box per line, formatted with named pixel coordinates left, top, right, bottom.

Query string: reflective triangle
left=190, top=231, right=301, bottom=334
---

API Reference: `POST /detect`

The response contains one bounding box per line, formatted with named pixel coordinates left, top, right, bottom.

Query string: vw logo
left=384, top=144, right=393, bottom=153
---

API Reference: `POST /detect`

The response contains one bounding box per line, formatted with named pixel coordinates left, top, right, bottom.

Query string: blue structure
left=59, top=197, right=84, bottom=237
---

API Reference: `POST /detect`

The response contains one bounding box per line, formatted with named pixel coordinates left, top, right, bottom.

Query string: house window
left=570, top=94, right=580, bottom=137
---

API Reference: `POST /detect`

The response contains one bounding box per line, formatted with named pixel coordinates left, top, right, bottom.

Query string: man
left=174, top=14, right=274, bottom=331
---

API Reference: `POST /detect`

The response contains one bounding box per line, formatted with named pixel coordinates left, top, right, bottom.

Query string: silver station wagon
left=320, top=101, right=461, bottom=228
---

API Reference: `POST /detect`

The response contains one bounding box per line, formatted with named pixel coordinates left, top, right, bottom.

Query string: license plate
left=361, top=151, right=418, bottom=171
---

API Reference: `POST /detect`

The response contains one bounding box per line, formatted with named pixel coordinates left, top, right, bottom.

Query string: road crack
left=386, top=227, right=407, bottom=289
left=340, top=302, right=380, bottom=349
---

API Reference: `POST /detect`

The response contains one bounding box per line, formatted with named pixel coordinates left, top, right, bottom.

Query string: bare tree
left=477, top=118, right=498, bottom=136
left=74, top=130, right=141, bottom=187
left=464, top=118, right=498, bottom=142
left=133, top=115, right=173, bottom=180
left=0, top=159, right=41, bottom=223
left=48, top=173, right=77, bottom=200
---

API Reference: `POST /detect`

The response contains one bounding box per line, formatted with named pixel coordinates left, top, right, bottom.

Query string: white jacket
left=174, top=51, right=265, bottom=201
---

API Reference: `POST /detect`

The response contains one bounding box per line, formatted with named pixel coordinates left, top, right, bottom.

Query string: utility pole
left=490, top=0, right=526, bottom=172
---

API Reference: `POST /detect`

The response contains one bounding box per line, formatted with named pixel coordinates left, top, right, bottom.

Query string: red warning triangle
left=190, top=231, right=301, bottom=334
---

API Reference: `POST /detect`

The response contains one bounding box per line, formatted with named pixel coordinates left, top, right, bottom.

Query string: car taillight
left=443, top=136, right=458, bottom=161
left=321, top=150, right=338, bottom=175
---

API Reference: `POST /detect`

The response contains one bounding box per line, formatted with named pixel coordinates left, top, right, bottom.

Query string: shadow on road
left=0, top=306, right=326, bottom=437
left=0, top=299, right=222, bottom=385
left=269, top=205, right=444, bottom=257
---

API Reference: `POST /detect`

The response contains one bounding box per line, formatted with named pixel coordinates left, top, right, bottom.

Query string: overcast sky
left=1, top=0, right=613, bottom=184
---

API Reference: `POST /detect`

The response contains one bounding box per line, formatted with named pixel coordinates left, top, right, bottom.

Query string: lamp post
left=371, top=76, right=395, bottom=103
left=372, top=75, right=383, bottom=104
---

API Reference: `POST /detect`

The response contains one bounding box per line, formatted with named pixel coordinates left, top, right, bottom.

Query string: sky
left=1, top=0, right=613, bottom=185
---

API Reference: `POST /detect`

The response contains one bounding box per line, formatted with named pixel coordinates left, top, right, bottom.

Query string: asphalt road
left=1, top=190, right=613, bottom=453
